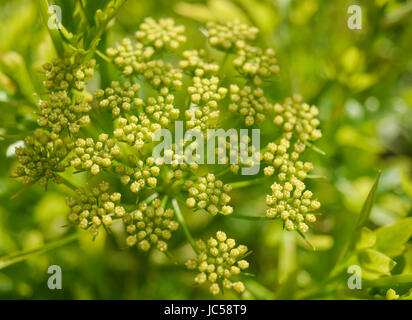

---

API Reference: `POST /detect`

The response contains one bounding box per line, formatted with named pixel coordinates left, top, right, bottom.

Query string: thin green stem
left=57, top=173, right=79, bottom=191
left=86, top=0, right=127, bottom=54
left=218, top=52, right=230, bottom=78
left=143, top=192, right=159, bottom=203
left=161, top=195, right=169, bottom=208
left=163, top=250, right=178, bottom=265
left=307, top=174, right=328, bottom=180
left=172, top=198, right=198, bottom=254
left=78, top=0, right=93, bottom=26
left=228, top=214, right=269, bottom=221
left=0, top=233, right=78, bottom=270
left=304, top=141, right=326, bottom=156
left=215, top=167, right=231, bottom=178
left=96, top=49, right=111, bottom=63
left=10, top=181, right=38, bottom=200
left=228, top=177, right=269, bottom=189
left=0, top=133, right=28, bottom=139
left=297, top=230, right=315, bottom=251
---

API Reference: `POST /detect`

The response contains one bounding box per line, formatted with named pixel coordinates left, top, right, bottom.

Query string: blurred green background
left=0, top=0, right=412, bottom=299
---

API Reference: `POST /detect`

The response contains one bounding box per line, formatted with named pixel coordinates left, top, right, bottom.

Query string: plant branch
left=228, top=214, right=269, bottom=221
left=228, top=177, right=269, bottom=189
left=172, top=198, right=198, bottom=254
left=0, top=233, right=78, bottom=270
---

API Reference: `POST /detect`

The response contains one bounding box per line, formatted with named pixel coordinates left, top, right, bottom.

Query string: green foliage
left=375, top=218, right=412, bottom=257
left=0, top=0, right=411, bottom=300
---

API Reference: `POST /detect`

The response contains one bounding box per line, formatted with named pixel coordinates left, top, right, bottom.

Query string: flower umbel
left=184, top=173, right=233, bottom=216
left=186, top=231, right=250, bottom=295
left=66, top=181, right=125, bottom=238
left=14, top=129, right=73, bottom=187
left=124, top=197, right=179, bottom=251
left=11, top=17, right=325, bottom=297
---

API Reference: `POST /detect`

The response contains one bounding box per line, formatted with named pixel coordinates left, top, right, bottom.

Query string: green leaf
left=356, top=227, right=376, bottom=250
left=401, top=288, right=412, bottom=300
left=79, top=0, right=111, bottom=28
left=357, top=170, right=382, bottom=228
left=56, top=0, right=78, bottom=34
left=330, top=171, right=382, bottom=275
left=0, top=52, right=37, bottom=105
left=363, top=274, right=412, bottom=288
left=357, top=249, right=396, bottom=275
left=374, top=217, right=412, bottom=257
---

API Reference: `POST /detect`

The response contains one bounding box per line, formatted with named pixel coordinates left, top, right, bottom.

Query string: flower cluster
left=123, top=197, right=179, bottom=251
left=184, top=174, right=233, bottom=216
left=94, top=81, right=142, bottom=117
left=12, top=17, right=325, bottom=297
left=228, top=84, right=272, bottom=126
left=15, top=51, right=99, bottom=187
left=261, top=134, right=312, bottom=179
left=145, top=94, right=180, bottom=127
left=179, top=50, right=219, bottom=77
left=206, top=20, right=259, bottom=51
left=185, top=76, right=227, bottom=130
left=185, top=231, right=249, bottom=295
left=42, top=52, right=95, bottom=92
left=272, top=94, right=322, bottom=143
left=154, top=147, right=199, bottom=182
left=188, top=76, right=227, bottom=106
left=135, top=17, right=186, bottom=50
left=115, top=155, right=161, bottom=193
left=260, top=132, right=319, bottom=232
left=205, top=20, right=278, bottom=86
left=70, top=134, right=121, bottom=175
left=113, top=114, right=160, bottom=150
left=106, top=38, right=154, bottom=76
left=143, top=59, right=183, bottom=90
left=107, top=38, right=183, bottom=91
left=210, top=134, right=261, bottom=175
left=66, top=181, right=126, bottom=238
left=265, top=177, right=319, bottom=233
left=14, top=129, right=72, bottom=187
left=37, top=91, right=91, bottom=134
left=233, top=46, right=279, bottom=86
